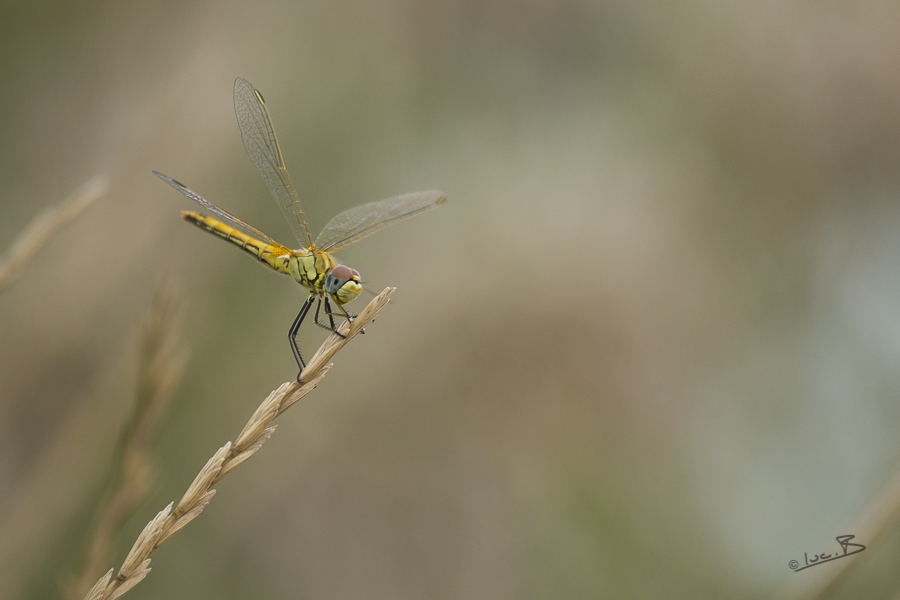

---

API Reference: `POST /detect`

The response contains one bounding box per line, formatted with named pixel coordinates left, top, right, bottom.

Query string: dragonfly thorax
left=325, top=264, right=362, bottom=305
left=286, top=250, right=336, bottom=295
left=286, top=251, right=361, bottom=304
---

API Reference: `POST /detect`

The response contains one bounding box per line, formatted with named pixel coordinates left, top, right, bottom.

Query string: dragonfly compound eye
left=330, top=265, right=354, bottom=281
left=326, top=265, right=362, bottom=303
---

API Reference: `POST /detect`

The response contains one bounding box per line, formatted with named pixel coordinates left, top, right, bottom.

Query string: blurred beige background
left=3, top=1, right=900, bottom=598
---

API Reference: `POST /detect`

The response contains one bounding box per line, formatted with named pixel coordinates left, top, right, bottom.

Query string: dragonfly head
left=326, top=264, right=362, bottom=305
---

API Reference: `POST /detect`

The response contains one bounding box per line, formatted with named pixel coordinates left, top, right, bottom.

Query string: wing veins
left=234, top=78, right=313, bottom=249
left=316, top=190, right=447, bottom=252
left=152, top=171, right=289, bottom=250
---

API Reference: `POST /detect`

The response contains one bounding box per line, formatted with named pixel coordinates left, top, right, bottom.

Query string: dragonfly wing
left=233, top=77, right=313, bottom=249
left=315, top=190, right=447, bottom=252
left=153, top=170, right=286, bottom=248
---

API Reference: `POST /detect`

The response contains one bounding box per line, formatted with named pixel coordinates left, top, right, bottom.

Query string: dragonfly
left=154, top=77, right=446, bottom=376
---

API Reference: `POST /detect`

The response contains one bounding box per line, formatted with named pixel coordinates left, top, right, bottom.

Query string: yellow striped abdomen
left=182, top=211, right=294, bottom=275
left=181, top=211, right=338, bottom=296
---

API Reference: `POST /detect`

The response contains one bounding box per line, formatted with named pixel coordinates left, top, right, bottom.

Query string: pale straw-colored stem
left=82, top=287, right=396, bottom=600
left=0, top=175, right=108, bottom=295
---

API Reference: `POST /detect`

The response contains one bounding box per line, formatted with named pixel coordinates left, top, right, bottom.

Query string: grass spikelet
left=155, top=490, right=216, bottom=546
left=173, top=444, right=231, bottom=520
left=234, top=383, right=290, bottom=450
left=81, top=287, right=396, bottom=600
left=116, top=504, right=171, bottom=581
left=218, top=426, right=276, bottom=478
left=81, top=570, right=112, bottom=600
left=105, top=561, right=150, bottom=600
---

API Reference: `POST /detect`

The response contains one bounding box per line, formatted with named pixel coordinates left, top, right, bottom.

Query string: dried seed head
left=81, top=569, right=113, bottom=600
left=119, top=504, right=171, bottom=578
left=175, top=444, right=231, bottom=515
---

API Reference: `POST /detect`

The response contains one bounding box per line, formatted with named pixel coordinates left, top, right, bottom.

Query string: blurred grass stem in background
left=0, top=176, right=107, bottom=295
left=64, top=284, right=185, bottom=600
left=80, top=287, right=395, bottom=600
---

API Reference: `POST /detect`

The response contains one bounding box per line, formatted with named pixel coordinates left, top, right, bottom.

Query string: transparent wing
left=315, top=190, right=447, bottom=252
left=233, top=77, right=313, bottom=249
left=153, top=170, right=287, bottom=249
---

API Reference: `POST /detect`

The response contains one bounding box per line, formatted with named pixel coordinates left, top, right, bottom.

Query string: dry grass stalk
left=65, top=284, right=186, bottom=600
left=82, top=287, right=396, bottom=600
left=81, top=570, right=113, bottom=600
left=0, top=175, right=108, bottom=295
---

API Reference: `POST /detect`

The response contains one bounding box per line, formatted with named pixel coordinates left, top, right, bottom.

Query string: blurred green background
left=3, top=1, right=900, bottom=598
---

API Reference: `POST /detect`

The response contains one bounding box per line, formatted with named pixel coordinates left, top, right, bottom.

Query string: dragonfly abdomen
left=182, top=211, right=292, bottom=274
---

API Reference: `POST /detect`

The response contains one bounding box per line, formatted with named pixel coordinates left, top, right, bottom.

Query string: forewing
left=153, top=170, right=286, bottom=248
left=233, top=77, right=313, bottom=248
left=315, top=190, right=447, bottom=252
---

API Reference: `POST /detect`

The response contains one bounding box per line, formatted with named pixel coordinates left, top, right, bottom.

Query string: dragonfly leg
left=326, top=300, right=355, bottom=322
left=289, top=295, right=315, bottom=376
left=324, top=296, right=337, bottom=331
left=330, top=300, right=364, bottom=335
left=314, top=296, right=346, bottom=339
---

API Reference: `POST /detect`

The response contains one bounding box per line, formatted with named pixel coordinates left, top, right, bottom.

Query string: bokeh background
left=3, top=1, right=900, bottom=598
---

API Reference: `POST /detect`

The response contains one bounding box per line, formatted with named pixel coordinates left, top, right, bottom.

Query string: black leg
left=289, top=295, right=315, bottom=375
left=330, top=300, right=363, bottom=334
left=328, top=299, right=355, bottom=322
left=314, top=296, right=346, bottom=339
left=323, top=296, right=337, bottom=331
